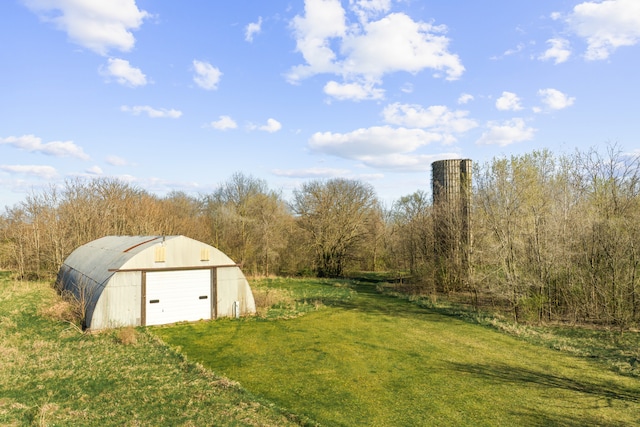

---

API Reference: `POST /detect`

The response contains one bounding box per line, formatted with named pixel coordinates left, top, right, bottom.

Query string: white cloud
left=289, top=0, right=346, bottom=80
left=458, top=93, right=474, bottom=104
left=341, top=13, right=464, bottom=80
left=260, top=118, right=282, bottom=133
left=192, top=60, right=222, bottom=90
left=102, top=58, right=147, bottom=87
left=0, top=164, right=58, bottom=179
left=537, top=88, right=575, bottom=110
left=349, top=0, right=392, bottom=23
left=496, top=91, right=523, bottom=111
left=86, top=165, right=103, bottom=175
left=476, top=118, right=536, bottom=146
left=503, top=43, right=525, bottom=56
left=356, top=153, right=455, bottom=172
left=309, top=126, right=443, bottom=170
left=566, top=0, right=640, bottom=60
left=22, top=0, right=149, bottom=55
left=272, top=167, right=351, bottom=178
left=106, top=155, right=128, bottom=166
left=121, top=105, right=182, bottom=118
left=208, top=115, right=238, bottom=130
left=0, top=134, right=89, bottom=160
left=382, top=103, right=478, bottom=136
left=539, top=38, right=572, bottom=64
left=400, top=83, right=414, bottom=94
left=324, top=80, right=385, bottom=101
left=245, top=17, right=262, bottom=42
left=288, top=1, right=464, bottom=100
left=490, top=43, right=525, bottom=61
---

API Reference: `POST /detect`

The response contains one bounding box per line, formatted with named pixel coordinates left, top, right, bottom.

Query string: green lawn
left=0, top=272, right=301, bottom=427
left=155, top=278, right=640, bottom=426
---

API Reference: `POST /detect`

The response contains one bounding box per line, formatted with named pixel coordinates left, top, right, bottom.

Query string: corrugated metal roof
left=62, top=236, right=168, bottom=287
left=57, top=236, right=180, bottom=328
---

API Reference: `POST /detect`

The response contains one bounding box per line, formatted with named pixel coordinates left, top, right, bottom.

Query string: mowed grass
left=155, top=277, right=640, bottom=426
left=0, top=272, right=301, bottom=427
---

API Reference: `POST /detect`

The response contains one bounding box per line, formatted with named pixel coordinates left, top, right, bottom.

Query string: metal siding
left=121, top=236, right=235, bottom=270
left=92, top=271, right=142, bottom=329
left=211, top=268, right=217, bottom=318
left=145, top=269, right=212, bottom=326
left=216, top=267, right=239, bottom=317
left=216, top=267, right=255, bottom=317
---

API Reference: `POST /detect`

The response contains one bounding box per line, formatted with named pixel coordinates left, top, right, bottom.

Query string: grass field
left=156, top=277, right=640, bottom=426
left=3, top=272, right=639, bottom=426
left=0, top=272, right=301, bottom=426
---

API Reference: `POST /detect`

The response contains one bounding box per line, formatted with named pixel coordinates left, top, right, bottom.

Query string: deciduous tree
left=292, top=178, right=379, bottom=277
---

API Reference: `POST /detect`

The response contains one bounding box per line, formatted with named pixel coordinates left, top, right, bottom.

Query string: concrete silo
left=432, top=159, right=472, bottom=290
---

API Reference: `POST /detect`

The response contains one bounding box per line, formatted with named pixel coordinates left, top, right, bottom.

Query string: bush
left=37, top=293, right=79, bottom=325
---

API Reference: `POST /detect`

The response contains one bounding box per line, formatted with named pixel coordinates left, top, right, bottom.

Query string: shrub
left=38, top=294, right=79, bottom=325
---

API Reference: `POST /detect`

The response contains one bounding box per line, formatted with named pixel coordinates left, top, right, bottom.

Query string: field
left=2, top=272, right=639, bottom=426
left=155, top=277, right=640, bottom=426
left=0, top=272, right=300, bottom=426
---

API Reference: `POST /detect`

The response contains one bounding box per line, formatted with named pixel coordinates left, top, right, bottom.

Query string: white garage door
left=145, top=269, right=212, bottom=326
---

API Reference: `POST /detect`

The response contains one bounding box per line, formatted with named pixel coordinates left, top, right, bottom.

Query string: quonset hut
left=57, top=235, right=256, bottom=331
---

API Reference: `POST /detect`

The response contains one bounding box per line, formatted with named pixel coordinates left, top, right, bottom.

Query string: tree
left=203, top=173, right=291, bottom=276
left=390, top=190, right=433, bottom=277
left=292, top=178, right=379, bottom=277
left=158, top=191, right=206, bottom=240
left=571, top=144, right=640, bottom=327
left=474, top=151, right=559, bottom=322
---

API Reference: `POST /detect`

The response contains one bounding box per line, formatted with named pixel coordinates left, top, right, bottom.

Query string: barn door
left=145, top=269, right=212, bottom=326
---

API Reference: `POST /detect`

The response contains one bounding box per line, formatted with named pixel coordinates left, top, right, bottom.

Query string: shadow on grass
left=507, top=408, right=633, bottom=427
left=448, top=362, right=639, bottom=404
left=315, top=280, right=444, bottom=320
left=313, top=279, right=491, bottom=327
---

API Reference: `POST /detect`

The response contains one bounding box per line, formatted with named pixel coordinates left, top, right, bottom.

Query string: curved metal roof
left=57, top=235, right=238, bottom=328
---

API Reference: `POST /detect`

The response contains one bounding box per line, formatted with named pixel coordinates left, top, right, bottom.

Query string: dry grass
left=34, top=401, right=58, bottom=427
left=251, top=287, right=297, bottom=317
left=115, top=326, right=138, bottom=346
left=0, top=275, right=301, bottom=427
left=37, top=290, right=82, bottom=326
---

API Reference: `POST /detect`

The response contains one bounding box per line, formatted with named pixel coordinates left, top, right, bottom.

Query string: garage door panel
left=146, top=269, right=211, bottom=326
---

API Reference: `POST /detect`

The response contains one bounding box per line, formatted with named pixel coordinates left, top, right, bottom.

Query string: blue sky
left=1, top=0, right=639, bottom=208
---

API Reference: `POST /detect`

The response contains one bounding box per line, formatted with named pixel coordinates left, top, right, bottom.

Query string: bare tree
left=390, top=191, right=433, bottom=277
left=292, top=178, right=379, bottom=277
left=203, top=173, right=291, bottom=276
left=571, top=145, right=640, bottom=327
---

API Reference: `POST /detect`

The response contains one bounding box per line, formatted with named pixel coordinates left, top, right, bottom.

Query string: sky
left=1, top=0, right=639, bottom=209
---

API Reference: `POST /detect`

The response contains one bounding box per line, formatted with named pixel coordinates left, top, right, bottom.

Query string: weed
left=34, top=401, right=58, bottom=427
left=115, top=326, right=138, bottom=346
left=251, top=287, right=296, bottom=318
left=37, top=298, right=77, bottom=325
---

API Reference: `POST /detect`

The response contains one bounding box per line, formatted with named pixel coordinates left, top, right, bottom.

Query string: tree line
left=1, top=145, right=639, bottom=328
